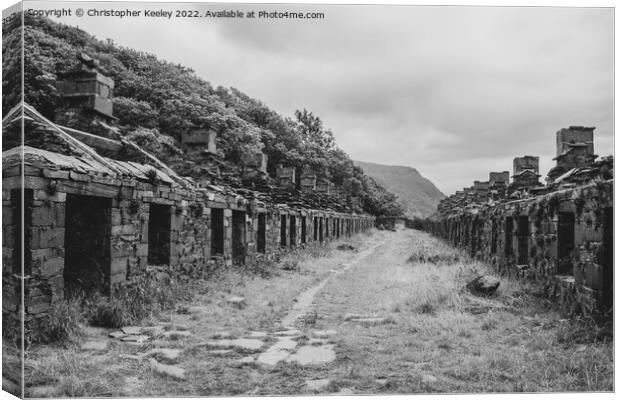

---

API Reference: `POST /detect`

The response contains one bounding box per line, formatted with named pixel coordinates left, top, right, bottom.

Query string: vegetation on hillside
left=2, top=14, right=403, bottom=217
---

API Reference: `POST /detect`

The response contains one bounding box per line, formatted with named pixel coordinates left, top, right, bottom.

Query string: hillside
left=2, top=14, right=405, bottom=217
left=354, top=161, right=444, bottom=218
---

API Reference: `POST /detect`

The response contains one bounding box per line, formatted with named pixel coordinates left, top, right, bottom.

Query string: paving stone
left=234, top=356, right=256, bottom=368
left=350, top=317, right=393, bottom=326
left=203, top=338, right=263, bottom=351
left=248, top=331, right=268, bottom=338
left=272, top=338, right=297, bottom=350
left=121, top=326, right=143, bottom=335
left=109, top=331, right=126, bottom=339
left=421, top=374, right=438, bottom=385
left=209, top=331, right=234, bottom=339
left=81, top=339, right=108, bottom=351
left=273, top=329, right=301, bottom=337
left=164, top=330, right=192, bottom=340
left=121, top=335, right=149, bottom=343
left=306, top=378, right=331, bottom=392
left=256, top=349, right=290, bottom=367
left=149, top=359, right=185, bottom=380
left=141, top=325, right=165, bottom=335
left=312, top=329, right=338, bottom=338
left=146, top=348, right=183, bottom=363
left=287, top=344, right=336, bottom=366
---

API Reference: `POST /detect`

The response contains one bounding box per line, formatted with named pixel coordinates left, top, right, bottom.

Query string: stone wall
left=423, top=180, right=613, bottom=318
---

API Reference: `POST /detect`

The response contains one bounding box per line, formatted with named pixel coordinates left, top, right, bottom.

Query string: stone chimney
left=556, top=126, right=595, bottom=158
left=242, top=151, right=268, bottom=173
left=300, top=170, right=317, bottom=193
left=511, top=156, right=541, bottom=190
left=316, top=179, right=333, bottom=195
left=57, top=53, right=115, bottom=120
left=276, top=165, right=296, bottom=189
left=553, top=126, right=597, bottom=170
left=489, top=171, right=509, bottom=187
left=181, top=125, right=217, bottom=153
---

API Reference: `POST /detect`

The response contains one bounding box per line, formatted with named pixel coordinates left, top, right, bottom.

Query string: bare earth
left=20, top=229, right=613, bottom=397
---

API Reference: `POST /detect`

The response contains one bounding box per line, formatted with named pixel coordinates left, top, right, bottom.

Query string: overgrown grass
left=87, top=274, right=190, bottom=328
left=23, top=273, right=190, bottom=345
left=28, top=297, right=86, bottom=345
left=407, top=236, right=464, bottom=265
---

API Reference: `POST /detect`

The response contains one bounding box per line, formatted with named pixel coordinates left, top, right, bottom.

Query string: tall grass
left=407, top=236, right=464, bottom=265
left=24, top=274, right=189, bottom=344
left=88, top=274, right=190, bottom=328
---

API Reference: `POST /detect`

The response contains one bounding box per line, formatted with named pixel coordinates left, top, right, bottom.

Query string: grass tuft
left=27, top=297, right=86, bottom=345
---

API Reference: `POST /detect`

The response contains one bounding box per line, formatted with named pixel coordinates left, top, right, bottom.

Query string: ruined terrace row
left=424, top=126, right=613, bottom=318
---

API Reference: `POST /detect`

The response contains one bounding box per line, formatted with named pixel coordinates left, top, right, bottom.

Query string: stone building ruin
left=2, top=60, right=374, bottom=335
left=425, top=127, right=613, bottom=318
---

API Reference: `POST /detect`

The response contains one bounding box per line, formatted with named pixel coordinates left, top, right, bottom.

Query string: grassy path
left=20, top=229, right=613, bottom=397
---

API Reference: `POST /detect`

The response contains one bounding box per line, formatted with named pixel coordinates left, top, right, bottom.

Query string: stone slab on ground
left=164, top=330, right=192, bottom=340
left=121, top=326, right=143, bottom=335
left=149, top=359, right=186, bottom=380
left=306, top=379, right=331, bottom=392
left=234, top=356, right=256, bottom=367
left=273, top=329, right=301, bottom=337
left=248, top=331, right=268, bottom=338
left=141, top=325, right=165, bottom=335
left=81, top=339, right=108, bottom=351
left=272, top=338, right=297, bottom=350
left=312, top=329, right=338, bottom=338
left=256, top=349, right=290, bottom=367
left=348, top=317, right=394, bottom=326
left=209, top=331, right=234, bottom=339
left=146, top=348, right=183, bottom=363
left=421, top=374, right=438, bottom=385
left=121, top=335, right=150, bottom=343
left=109, top=331, right=126, bottom=339
left=203, top=338, right=264, bottom=351
left=287, top=344, right=336, bottom=366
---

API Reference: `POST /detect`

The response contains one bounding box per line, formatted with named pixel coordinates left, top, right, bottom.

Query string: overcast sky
left=27, top=1, right=614, bottom=194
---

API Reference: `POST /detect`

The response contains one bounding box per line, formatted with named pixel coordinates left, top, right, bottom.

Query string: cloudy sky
left=27, top=1, right=614, bottom=194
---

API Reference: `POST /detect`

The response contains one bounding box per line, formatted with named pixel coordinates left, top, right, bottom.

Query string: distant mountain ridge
left=354, top=161, right=445, bottom=218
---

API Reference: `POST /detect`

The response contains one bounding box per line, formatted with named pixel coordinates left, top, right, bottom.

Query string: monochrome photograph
left=1, top=0, right=614, bottom=398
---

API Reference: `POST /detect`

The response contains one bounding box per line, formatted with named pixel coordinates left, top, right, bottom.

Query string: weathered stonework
left=425, top=181, right=613, bottom=318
